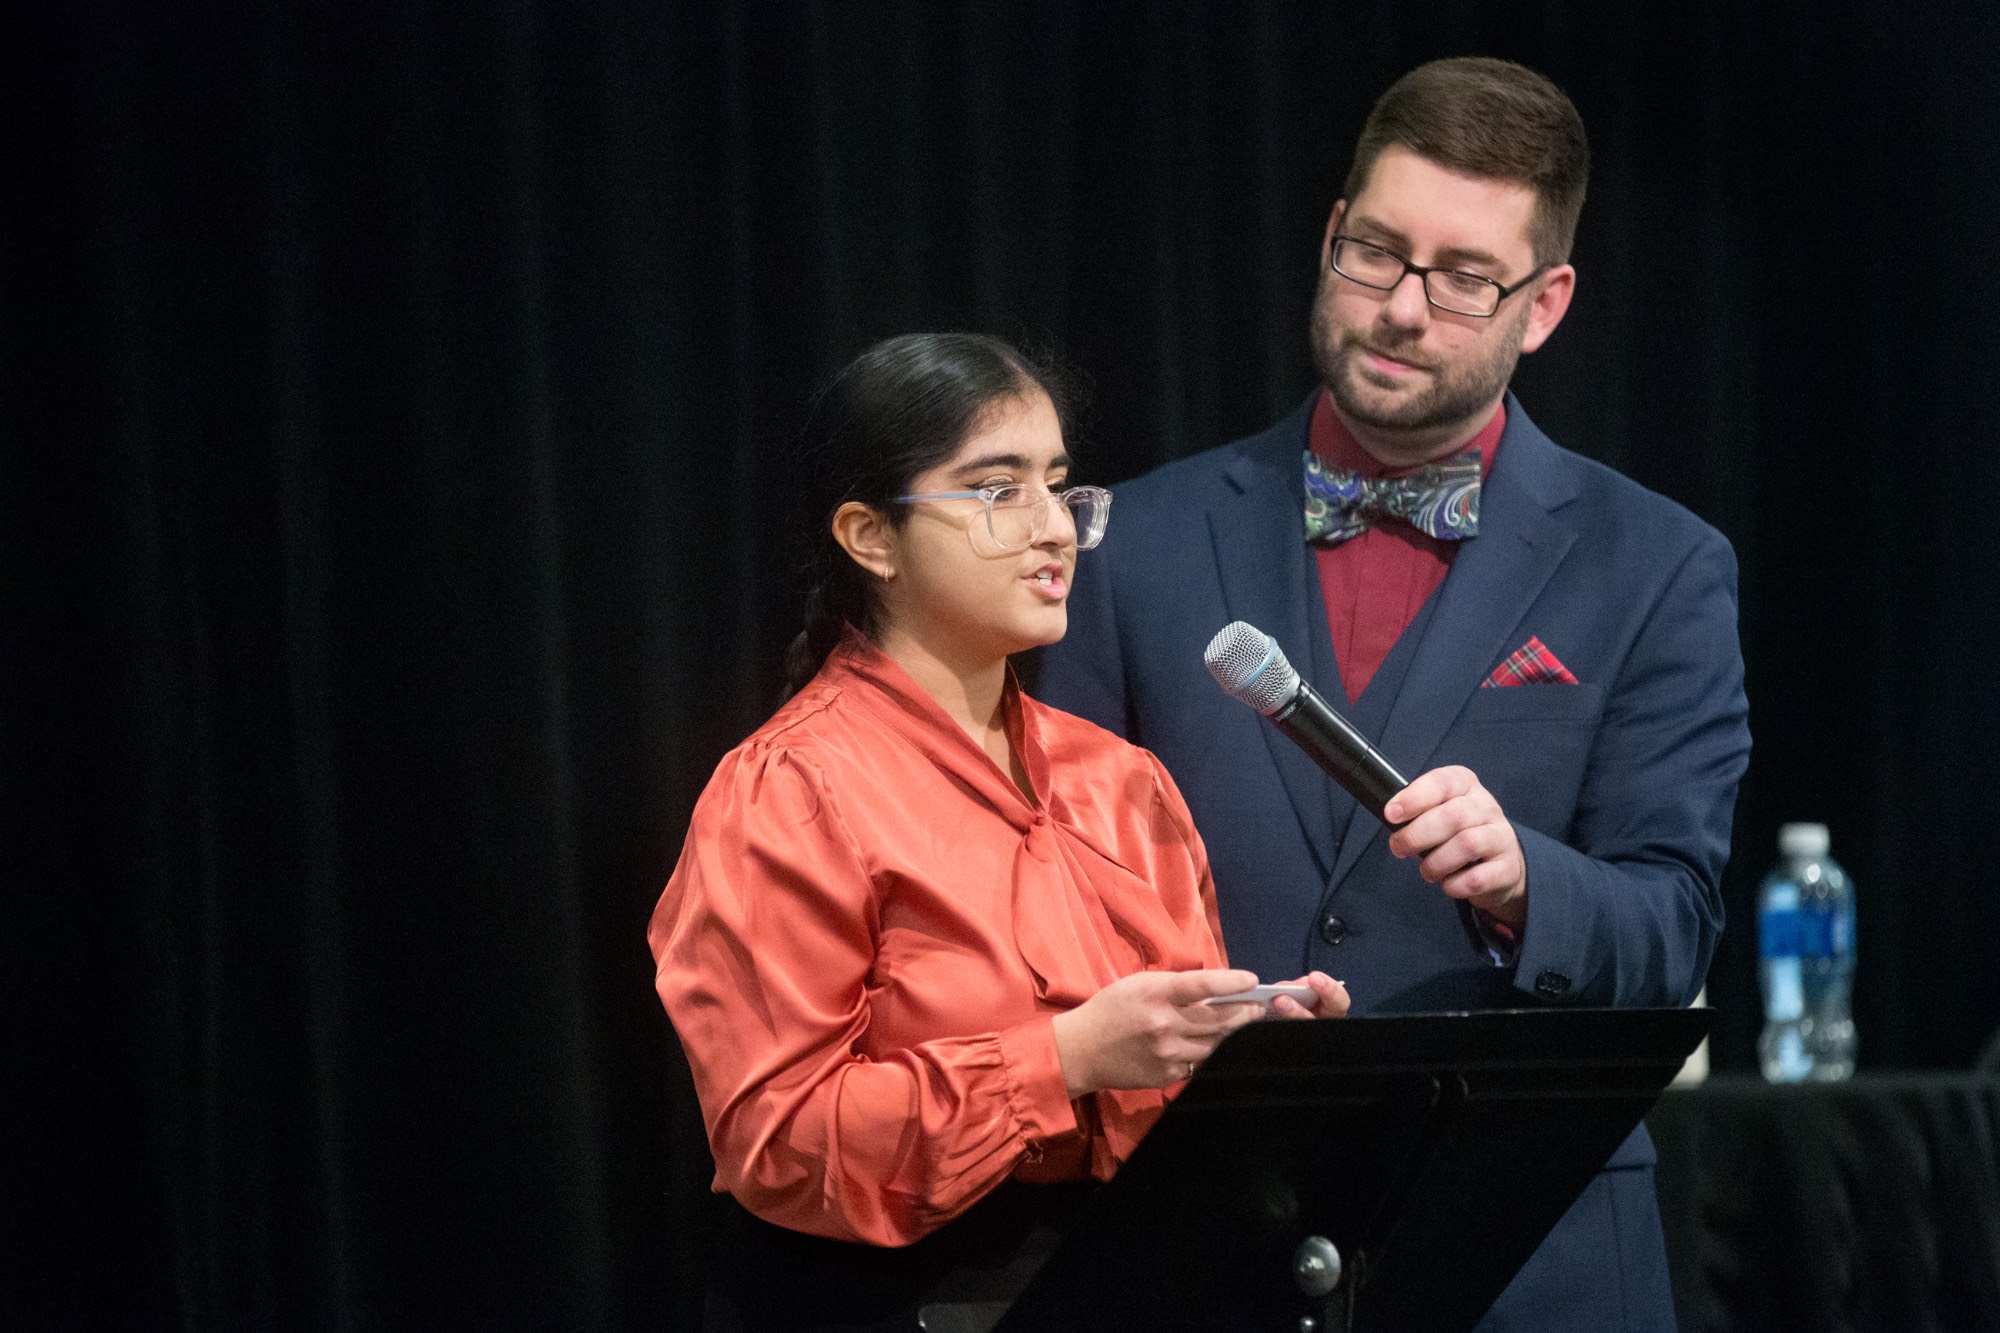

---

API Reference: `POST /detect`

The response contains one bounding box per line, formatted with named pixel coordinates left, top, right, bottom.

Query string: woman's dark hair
left=783, top=332, right=1074, bottom=697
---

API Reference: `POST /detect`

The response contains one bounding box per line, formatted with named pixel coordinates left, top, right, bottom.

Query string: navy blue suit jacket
left=1032, top=394, right=1750, bottom=1330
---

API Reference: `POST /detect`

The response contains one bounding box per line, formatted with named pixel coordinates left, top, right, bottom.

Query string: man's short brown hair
left=1343, top=57, right=1590, bottom=265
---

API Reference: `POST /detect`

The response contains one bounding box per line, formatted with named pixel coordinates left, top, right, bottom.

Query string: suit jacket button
left=1319, top=913, right=1349, bottom=946
left=1534, top=969, right=1571, bottom=998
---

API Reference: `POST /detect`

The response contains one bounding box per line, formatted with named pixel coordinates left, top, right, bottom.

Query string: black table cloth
left=1649, top=1075, right=2000, bottom=1333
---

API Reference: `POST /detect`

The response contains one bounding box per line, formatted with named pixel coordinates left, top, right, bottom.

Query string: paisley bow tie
left=1302, top=447, right=1481, bottom=545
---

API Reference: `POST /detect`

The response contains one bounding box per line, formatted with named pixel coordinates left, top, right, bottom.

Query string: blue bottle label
left=1759, top=905, right=1801, bottom=958
left=1799, top=903, right=1835, bottom=959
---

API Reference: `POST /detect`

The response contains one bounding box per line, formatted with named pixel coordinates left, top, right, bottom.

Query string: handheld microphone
left=1203, top=621, right=1409, bottom=825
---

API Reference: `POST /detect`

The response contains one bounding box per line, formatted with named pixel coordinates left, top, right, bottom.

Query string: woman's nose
left=1037, top=493, right=1079, bottom=547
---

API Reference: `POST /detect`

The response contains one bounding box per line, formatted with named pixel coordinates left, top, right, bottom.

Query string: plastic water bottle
left=1757, top=823, right=1857, bottom=1082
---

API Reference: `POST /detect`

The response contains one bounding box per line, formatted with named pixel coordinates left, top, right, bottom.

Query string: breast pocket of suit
left=1430, top=683, right=1606, bottom=840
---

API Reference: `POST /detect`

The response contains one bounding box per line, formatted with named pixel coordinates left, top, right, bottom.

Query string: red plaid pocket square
left=1483, top=636, right=1578, bottom=688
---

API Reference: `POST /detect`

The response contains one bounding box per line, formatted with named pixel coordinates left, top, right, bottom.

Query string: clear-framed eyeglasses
left=1329, top=235, right=1548, bottom=318
left=892, top=484, right=1112, bottom=552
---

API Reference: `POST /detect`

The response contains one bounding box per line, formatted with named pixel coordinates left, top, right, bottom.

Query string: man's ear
left=1519, top=264, right=1576, bottom=355
left=1320, top=200, right=1348, bottom=267
left=830, top=501, right=896, bottom=581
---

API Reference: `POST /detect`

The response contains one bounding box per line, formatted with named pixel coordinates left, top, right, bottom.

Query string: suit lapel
left=1207, top=401, right=1344, bottom=879
left=1328, top=399, right=1582, bottom=892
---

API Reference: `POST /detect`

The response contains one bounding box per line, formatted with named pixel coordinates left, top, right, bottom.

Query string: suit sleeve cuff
left=1508, top=824, right=1582, bottom=1001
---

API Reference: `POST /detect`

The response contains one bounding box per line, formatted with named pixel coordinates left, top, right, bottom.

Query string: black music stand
left=981, top=1008, right=1708, bottom=1333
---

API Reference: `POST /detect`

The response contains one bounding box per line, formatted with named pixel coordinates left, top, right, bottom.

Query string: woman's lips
left=1028, top=567, right=1068, bottom=601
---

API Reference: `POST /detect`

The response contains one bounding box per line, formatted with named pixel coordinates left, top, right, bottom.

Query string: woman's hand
left=1269, top=971, right=1350, bottom=1020
left=1050, top=968, right=1263, bottom=1097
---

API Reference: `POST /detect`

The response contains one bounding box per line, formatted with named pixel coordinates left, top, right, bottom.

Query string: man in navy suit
left=1034, top=58, right=1749, bottom=1332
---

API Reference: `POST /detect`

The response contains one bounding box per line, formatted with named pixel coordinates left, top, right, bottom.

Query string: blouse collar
left=821, top=631, right=1049, bottom=822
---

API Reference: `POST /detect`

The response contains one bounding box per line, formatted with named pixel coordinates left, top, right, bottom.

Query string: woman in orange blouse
left=651, top=333, right=1346, bottom=1329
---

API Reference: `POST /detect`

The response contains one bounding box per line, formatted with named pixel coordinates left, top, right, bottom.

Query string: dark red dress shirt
left=1309, top=389, right=1505, bottom=704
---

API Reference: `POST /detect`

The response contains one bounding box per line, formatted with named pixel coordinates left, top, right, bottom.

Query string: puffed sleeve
left=650, top=742, right=1081, bottom=1247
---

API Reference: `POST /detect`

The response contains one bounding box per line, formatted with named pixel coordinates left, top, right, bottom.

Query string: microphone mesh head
left=1202, top=621, right=1301, bottom=716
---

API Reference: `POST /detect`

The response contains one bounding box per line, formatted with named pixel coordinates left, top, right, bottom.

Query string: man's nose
left=1380, top=269, right=1433, bottom=330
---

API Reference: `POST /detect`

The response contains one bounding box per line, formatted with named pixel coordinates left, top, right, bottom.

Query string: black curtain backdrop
left=10, top=2, right=2000, bottom=1328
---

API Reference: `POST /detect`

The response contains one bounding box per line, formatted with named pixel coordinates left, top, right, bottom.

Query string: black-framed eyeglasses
left=1329, top=235, right=1548, bottom=318
left=891, top=484, right=1112, bottom=552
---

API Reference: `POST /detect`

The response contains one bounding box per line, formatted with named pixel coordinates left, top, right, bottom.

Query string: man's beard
left=1310, top=273, right=1530, bottom=437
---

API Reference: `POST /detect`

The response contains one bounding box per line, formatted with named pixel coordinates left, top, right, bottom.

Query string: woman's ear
left=830, top=501, right=896, bottom=581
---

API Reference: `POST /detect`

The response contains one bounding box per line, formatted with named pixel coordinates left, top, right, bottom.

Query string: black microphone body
left=1203, top=620, right=1410, bottom=827
left=1271, top=678, right=1409, bottom=824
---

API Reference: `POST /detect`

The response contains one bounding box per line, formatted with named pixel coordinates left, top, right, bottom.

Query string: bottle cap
left=1779, top=822, right=1830, bottom=858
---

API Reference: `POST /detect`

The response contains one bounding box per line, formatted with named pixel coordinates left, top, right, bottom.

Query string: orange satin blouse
left=650, top=633, right=1229, bottom=1247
